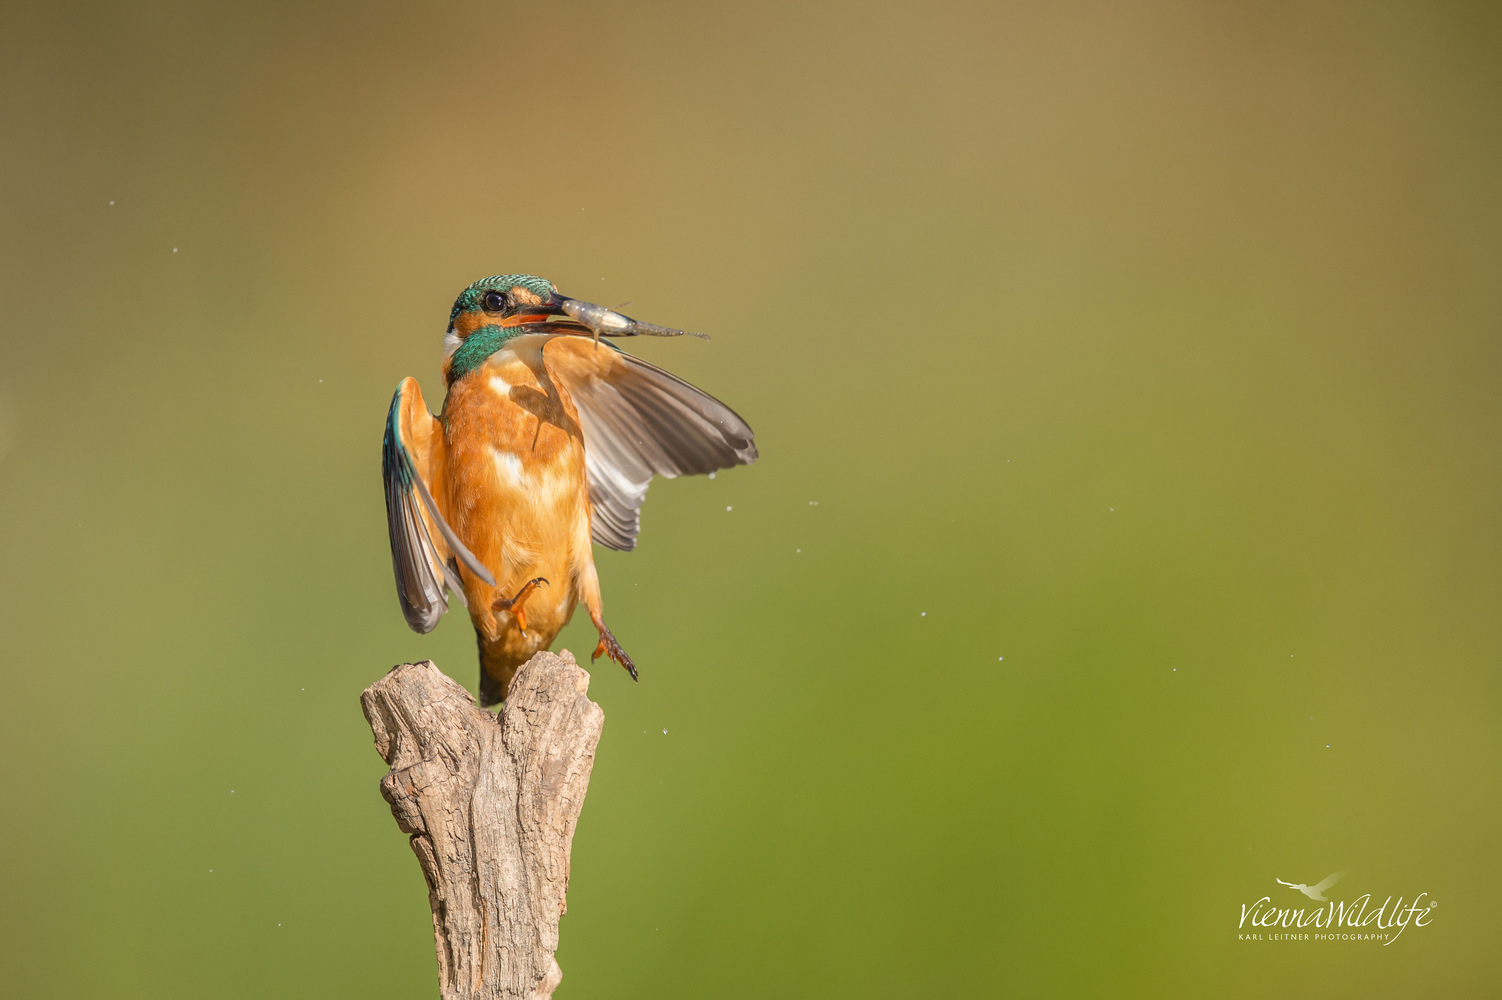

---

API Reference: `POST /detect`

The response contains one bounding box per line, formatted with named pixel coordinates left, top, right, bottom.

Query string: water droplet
left=708, top=472, right=716, bottom=479
left=662, top=729, right=668, bottom=735
left=172, top=247, right=178, bottom=253
left=725, top=505, right=732, bottom=511
left=795, top=548, right=801, bottom=553
left=1109, top=507, right=1114, bottom=512
left=108, top=200, right=114, bottom=206
left=920, top=611, right=926, bottom=617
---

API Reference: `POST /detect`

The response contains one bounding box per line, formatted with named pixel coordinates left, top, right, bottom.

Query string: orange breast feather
left=441, top=348, right=594, bottom=645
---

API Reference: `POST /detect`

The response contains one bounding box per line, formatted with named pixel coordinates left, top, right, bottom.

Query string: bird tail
left=476, top=628, right=526, bottom=707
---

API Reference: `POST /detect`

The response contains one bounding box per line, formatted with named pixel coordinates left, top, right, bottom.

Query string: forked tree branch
left=361, top=651, right=604, bottom=1000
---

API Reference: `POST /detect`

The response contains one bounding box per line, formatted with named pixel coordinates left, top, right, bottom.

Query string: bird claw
left=592, top=625, right=637, bottom=681
left=492, top=577, right=548, bottom=634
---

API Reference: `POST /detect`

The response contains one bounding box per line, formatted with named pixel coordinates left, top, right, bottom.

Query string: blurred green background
left=2, top=1, right=1499, bottom=996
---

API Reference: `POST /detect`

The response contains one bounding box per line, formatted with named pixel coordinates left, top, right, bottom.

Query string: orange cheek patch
left=452, top=312, right=492, bottom=339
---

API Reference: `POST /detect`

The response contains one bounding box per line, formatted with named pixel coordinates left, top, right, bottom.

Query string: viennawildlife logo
left=1236, top=872, right=1436, bottom=946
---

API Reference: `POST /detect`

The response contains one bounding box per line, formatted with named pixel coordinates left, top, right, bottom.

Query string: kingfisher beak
left=501, top=293, right=598, bottom=335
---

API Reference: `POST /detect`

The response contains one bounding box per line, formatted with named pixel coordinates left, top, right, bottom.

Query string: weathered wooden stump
left=361, top=651, right=604, bottom=1000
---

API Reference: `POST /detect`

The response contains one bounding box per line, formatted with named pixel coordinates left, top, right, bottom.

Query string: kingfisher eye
left=482, top=291, right=506, bottom=312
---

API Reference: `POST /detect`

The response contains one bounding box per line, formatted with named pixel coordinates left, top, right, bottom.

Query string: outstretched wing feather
left=382, top=379, right=494, bottom=633
left=544, top=338, right=757, bottom=551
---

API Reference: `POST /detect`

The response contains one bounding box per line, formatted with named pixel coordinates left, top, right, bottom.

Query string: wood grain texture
left=361, top=652, right=604, bottom=1000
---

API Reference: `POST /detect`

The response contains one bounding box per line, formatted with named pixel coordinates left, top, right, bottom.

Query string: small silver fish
left=559, top=299, right=710, bottom=345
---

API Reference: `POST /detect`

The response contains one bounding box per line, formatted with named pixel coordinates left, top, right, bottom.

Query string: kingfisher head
left=442, top=274, right=560, bottom=380
left=445, top=274, right=557, bottom=340
left=442, top=272, right=706, bottom=383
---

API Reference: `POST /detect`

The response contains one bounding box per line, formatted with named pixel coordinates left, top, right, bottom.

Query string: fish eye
left=482, top=291, right=507, bottom=312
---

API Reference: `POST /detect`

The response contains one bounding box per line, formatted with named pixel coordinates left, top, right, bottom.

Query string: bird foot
left=592, top=623, right=638, bottom=681
left=492, top=577, right=548, bottom=634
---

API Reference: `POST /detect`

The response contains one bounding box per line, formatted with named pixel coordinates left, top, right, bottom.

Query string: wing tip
left=400, top=598, right=445, bottom=634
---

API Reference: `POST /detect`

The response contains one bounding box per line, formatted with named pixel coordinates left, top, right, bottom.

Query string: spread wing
left=1312, top=872, right=1345, bottom=894
left=382, top=377, right=495, bottom=632
left=543, top=338, right=757, bottom=551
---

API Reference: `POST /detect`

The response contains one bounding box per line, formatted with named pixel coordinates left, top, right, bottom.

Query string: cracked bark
left=361, top=651, right=604, bottom=1000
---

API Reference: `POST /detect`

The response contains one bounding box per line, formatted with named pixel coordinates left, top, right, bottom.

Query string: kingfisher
left=383, top=274, right=756, bottom=706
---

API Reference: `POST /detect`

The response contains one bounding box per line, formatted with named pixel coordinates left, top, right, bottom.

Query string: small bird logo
left=382, top=274, right=756, bottom=706
left=1275, top=872, right=1345, bottom=901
